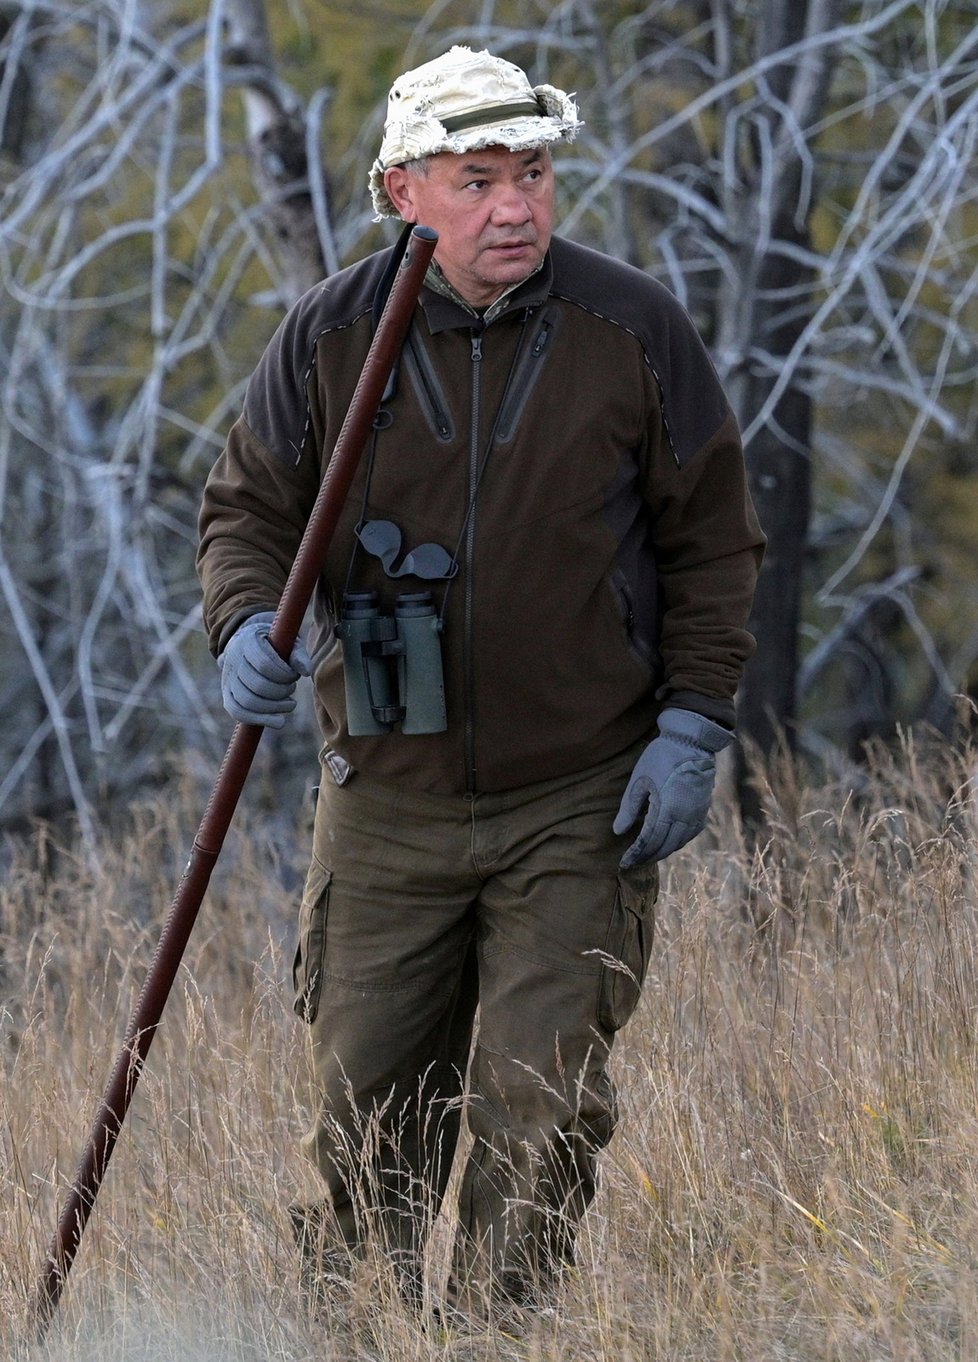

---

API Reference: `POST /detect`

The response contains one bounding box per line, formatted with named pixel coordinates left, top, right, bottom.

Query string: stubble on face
left=385, top=145, right=555, bottom=307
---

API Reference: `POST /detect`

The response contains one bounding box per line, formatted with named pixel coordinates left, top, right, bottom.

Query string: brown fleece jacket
left=197, top=234, right=765, bottom=794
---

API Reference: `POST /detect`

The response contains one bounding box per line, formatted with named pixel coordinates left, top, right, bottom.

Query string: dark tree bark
left=731, top=237, right=814, bottom=758
left=713, top=0, right=838, bottom=763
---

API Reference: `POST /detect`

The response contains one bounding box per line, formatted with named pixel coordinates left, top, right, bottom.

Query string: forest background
left=4, top=5, right=978, bottom=1361
left=2, top=0, right=978, bottom=845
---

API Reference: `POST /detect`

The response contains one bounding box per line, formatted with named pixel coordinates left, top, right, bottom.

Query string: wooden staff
left=30, top=225, right=438, bottom=1342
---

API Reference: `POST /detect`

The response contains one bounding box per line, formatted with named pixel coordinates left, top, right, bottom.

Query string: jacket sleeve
left=196, top=294, right=328, bottom=655
left=196, top=415, right=322, bottom=655
left=642, top=334, right=765, bottom=729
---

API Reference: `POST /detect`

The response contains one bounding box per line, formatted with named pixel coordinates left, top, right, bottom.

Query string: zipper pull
left=531, top=322, right=551, bottom=358
left=471, top=333, right=483, bottom=362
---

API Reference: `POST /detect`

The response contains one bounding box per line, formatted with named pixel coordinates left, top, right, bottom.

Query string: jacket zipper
left=616, top=572, right=636, bottom=637
left=613, top=568, right=656, bottom=670
left=493, top=311, right=556, bottom=444
left=464, top=328, right=483, bottom=793
left=406, top=327, right=454, bottom=442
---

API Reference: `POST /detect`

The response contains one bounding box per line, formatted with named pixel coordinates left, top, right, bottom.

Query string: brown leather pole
left=30, top=225, right=438, bottom=1342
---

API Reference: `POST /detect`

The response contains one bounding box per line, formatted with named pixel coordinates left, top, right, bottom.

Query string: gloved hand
left=613, top=708, right=734, bottom=868
left=218, top=611, right=312, bottom=728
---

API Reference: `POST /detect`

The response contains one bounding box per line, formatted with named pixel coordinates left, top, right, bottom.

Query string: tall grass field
left=3, top=734, right=978, bottom=1360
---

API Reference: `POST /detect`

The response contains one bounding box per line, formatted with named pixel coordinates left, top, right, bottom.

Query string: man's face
left=384, top=145, right=555, bottom=309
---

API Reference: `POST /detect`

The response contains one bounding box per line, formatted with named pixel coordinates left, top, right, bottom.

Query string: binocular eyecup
left=335, top=590, right=447, bottom=736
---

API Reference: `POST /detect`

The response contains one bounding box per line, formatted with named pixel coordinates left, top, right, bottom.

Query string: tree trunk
left=225, top=0, right=332, bottom=303
left=731, top=241, right=814, bottom=758
left=714, top=0, right=838, bottom=762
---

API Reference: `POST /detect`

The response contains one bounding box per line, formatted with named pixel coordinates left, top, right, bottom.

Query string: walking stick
left=30, top=224, right=438, bottom=1343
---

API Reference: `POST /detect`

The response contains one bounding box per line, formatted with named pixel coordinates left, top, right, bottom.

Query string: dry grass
left=4, top=732, right=978, bottom=1360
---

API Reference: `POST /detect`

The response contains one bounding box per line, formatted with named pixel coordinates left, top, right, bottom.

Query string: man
left=197, top=45, right=764, bottom=1321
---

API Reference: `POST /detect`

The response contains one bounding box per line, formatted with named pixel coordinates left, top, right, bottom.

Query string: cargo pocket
left=292, top=855, right=332, bottom=1023
left=597, top=860, right=658, bottom=1032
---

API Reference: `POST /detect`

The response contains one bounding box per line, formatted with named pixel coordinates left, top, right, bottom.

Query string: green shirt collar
left=423, top=257, right=546, bottom=325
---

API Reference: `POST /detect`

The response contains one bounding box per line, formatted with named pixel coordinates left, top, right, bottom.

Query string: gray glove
left=218, top=611, right=312, bottom=728
left=613, top=707, right=734, bottom=868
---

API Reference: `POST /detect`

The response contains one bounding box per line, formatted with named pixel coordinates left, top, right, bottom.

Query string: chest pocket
left=403, top=326, right=456, bottom=444
left=493, top=308, right=560, bottom=444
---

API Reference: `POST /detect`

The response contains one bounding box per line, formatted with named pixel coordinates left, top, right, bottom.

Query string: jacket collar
left=418, top=249, right=554, bottom=333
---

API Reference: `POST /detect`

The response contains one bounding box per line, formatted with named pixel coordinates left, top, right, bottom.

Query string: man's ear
left=383, top=166, right=418, bottom=222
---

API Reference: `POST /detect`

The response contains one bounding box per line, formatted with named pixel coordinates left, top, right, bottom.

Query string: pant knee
left=467, top=1043, right=618, bottom=1158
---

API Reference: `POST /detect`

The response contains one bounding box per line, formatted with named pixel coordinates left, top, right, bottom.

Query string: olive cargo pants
left=291, top=740, right=657, bottom=1300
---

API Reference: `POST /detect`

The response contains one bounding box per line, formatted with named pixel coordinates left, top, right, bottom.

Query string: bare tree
left=1, top=0, right=976, bottom=852
left=224, top=0, right=335, bottom=298
left=0, top=0, right=335, bottom=843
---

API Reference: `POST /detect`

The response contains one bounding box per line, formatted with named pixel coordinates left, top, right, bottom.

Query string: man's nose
left=491, top=184, right=533, bottom=224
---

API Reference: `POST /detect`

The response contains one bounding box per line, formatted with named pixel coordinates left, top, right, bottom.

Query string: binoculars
left=335, top=590, right=447, bottom=736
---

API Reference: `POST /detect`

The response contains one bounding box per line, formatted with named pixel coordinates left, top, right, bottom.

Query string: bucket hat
left=370, top=46, right=581, bottom=219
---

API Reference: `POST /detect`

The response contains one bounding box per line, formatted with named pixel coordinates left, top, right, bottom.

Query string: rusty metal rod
left=30, top=224, right=438, bottom=1342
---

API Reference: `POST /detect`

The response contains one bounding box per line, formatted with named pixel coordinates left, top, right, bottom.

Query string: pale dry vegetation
left=3, top=733, right=978, bottom=1361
